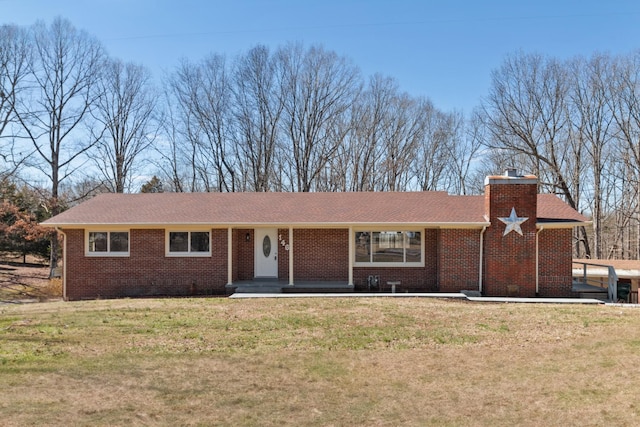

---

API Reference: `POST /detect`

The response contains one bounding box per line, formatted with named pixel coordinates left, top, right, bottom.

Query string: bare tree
left=92, top=59, right=157, bottom=193
left=413, top=103, right=455, bottom=192
left=169, top=55, right=235, bottom=192
left=609, top=51, right=640, bottom=258
left=277, top=44, right=360, bottom=192
left=155, top=83, right=197, bottom=192
left=614, top=148, right=640, bottom=258
left=0, top=24, right=30, bottom=178
left=379, top=92, right=425, bottom=191
left=12, top=17, right=104, bottom=267
left=232, top=45, right=285, bottom=192
left=452, top=110, right=484, bottom=195
left=568, top=54, right=615, bottom=258
left=343, top=74, right=392, bottom=191
left=315, top=109, right=352, bottom=192
left=480, top=51, right=591, bottom=256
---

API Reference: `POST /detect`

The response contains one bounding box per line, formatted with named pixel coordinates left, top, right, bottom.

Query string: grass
left=2, top=297, right=640, bottom=426
left=0, top=253, right=60, bottom=301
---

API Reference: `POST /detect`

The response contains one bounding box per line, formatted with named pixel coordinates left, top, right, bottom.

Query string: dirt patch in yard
left=0, top=253, right=60, bottom=302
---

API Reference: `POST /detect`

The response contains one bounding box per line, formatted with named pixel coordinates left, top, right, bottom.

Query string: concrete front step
left=228, top=280, right=354, bottom=295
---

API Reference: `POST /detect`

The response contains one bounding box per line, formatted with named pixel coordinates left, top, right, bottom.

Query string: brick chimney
left=483, top=170, right=538, bottom=297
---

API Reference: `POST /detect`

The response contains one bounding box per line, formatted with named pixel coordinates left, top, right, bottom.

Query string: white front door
left=255, top=228, right=278, bottom=278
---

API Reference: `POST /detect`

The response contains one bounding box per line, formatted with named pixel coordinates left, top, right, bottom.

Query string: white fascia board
left=47, top=221, right=492, bottom=230
left=536, top=221, right=592, bottom=229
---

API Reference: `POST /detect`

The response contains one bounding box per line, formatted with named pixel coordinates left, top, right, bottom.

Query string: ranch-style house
left=42, top=170, right=589, bottom=300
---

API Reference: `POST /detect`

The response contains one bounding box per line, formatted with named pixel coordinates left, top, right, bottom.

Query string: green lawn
left=1, top=297, right=640, bottom=426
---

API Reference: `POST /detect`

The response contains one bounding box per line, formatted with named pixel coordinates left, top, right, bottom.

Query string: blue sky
left=2, top=0, right=640, bottom=114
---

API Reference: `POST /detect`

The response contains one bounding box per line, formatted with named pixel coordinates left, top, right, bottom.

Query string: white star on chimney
left=498, top=207, right=528, bottom=236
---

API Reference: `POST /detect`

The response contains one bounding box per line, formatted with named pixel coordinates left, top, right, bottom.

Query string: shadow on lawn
left=0, top=255, right=59, bottom=303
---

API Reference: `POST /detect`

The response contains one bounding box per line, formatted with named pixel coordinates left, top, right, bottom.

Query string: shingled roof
left=41, top=191, right=588, bottom=228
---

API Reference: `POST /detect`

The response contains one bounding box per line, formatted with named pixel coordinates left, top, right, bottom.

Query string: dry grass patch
left=0, top=253, right=58, bottom=301
left=1, top=297, right=640, bottom=426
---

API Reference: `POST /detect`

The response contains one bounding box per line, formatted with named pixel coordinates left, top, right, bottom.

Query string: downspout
left=478, top=225, right=487, bottom=294
left=55, top=227, right=67, bottom=301
left=536, top=226, right=544, bottom=296
left=227, top=228, right=233, bottom=286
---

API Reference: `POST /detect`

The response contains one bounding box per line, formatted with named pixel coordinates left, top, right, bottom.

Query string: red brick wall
left=352, top=267, right=438, bottom=292
left=424, top=228, right=438, bottom=290
left=277, top=228, right=290, bottom=281
left=438, top=229, right=481, bottom=292
left=289, top=229, right=348, bottom=281
left=353, top=228, right=438, bottom=292
left=234, top=229, right=254, bottom=280
left=60, top=226, right=446, bottom=296
left=483, top=181, right=538, bottom=297
left=62, top=219, right=575, bottom=299
left=538, top=228, right=573, bottom=297
left=63, top=228, right=227, bottom=300
left=271, top=227, right=440, bottom=291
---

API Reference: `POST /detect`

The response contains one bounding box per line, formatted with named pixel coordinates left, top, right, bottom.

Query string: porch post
left=348, top=226, right=354, bottom=286
left=227, top=228, right=233, bottom=285
left=289, top=227, right=294, bottom=285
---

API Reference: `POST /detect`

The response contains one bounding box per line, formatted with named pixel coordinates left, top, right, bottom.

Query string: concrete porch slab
left=230, top=292, right=466, bottom=299
left=466, top=296, right=604, bottom=304
left=230, top=292, right=605, bottom=304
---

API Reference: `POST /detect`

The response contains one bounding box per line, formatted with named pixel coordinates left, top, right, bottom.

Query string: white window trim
left=85, top=229, right=130, bottom=257
left=165, top=230, right=212, bottom=257
left=353, top=229, right=424, bottom=267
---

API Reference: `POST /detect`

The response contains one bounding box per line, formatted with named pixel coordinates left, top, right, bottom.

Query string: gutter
left=478, top=225, right=488, bottom=294
left=55, top=227, right=67, bottom=301
left=41, top=221, right=493, bottom=229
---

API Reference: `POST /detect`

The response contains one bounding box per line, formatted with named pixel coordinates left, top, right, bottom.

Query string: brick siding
left=483, top=181, right=538, bottom=297
left=286, top=229, right=349, bottom=281
left=234, top=228, right=254, bottom=280
left=537, top=228, right=573, bottom=297
left=61, top=179, right=576, bottom=299
left=352, top=228, right=438, bottom=292
left=63, top=228, right=227, bottom=300
left=438, top=229, right=481, bottom=292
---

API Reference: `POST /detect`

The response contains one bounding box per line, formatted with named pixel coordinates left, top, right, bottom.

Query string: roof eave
left=44, top=221, right=492, bottom=229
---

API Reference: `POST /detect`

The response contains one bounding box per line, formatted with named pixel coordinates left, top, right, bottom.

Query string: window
left=167, top=231, right=211, bottom=256
left=355, top=230, right=422, bottom=266
left=86, top=231, right=129, bottom=256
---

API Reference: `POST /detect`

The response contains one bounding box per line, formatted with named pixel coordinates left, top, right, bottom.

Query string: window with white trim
left=355, top=230, right=423, bottom=266
left=166, top=231, right=211, bottom=256
left=86, top=231, right=129, bottom=256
